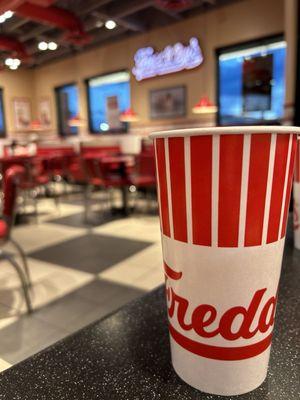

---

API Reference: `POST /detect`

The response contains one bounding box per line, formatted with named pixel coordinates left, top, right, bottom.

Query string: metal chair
left=0, top=165, right=32, bottom=313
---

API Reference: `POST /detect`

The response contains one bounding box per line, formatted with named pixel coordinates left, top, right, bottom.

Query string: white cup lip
left=149, top=125, right=300, bottom=139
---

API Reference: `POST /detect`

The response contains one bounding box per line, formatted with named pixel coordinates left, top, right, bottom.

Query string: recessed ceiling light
left=105, top=20, right=117, bottom=30
left=0, top=15, right=6, bottom=23
left=13, top=58, right=21, bottom=67
left=9, top=64, right=18, bottom=70
left=4, top=10, right=14, bottom=19
left=38, top=41, right=48, bottom=51
left=96, top=20, right=103, bottom=28
left=48, top=41, right=58, bottom=51
left=5, top=58, right=14, bottom=66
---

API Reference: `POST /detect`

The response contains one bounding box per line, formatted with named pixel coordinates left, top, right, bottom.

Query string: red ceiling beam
left=0, top=0, right=56, bottom=14
left=16, top=2, right=91, bottom=44
left=29, top=0, right=56, bottom=5
left=0, top=0, right=90, bottom=52
left=0, top=35, right=29, bottom=60
left=16, top=3, right=83, bottom=31
left=0, top=0, right=56, bottom=17
left=0, top=0, right=23, bottom=14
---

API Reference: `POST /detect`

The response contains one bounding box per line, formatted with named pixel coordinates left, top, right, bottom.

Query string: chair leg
left=9, top=238, right=31, bottom=287
left=83, top=185, right=92, bottom=222
left=31, top=189, right=39, bottom=224
left=5, top=253, right=32, bottom=314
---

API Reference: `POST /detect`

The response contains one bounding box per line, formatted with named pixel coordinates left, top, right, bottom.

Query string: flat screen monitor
left=218, top=38, right=286, bottom=125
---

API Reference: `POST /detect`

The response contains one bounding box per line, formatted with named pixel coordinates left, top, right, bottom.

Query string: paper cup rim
left=149, top=125, right=300, bottom=139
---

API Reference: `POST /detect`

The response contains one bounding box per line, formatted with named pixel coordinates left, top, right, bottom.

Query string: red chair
left=82, top=156, right=132, bottom=219
left=129, top=153, right=156, bottom=213
left=130, top=153, right=156, bottom=188
left=0, top=166, right=32, bottom=313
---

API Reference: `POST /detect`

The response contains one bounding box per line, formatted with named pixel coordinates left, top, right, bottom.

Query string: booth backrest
left=136, top=153, right=156, bottom=177
left=80, top=145, right=121, bottom=158
left=37, top=146, right=76, bottom=157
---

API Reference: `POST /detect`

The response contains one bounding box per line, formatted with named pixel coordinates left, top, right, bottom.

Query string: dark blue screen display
left=87, top=71, right=130, bottom=133
left=218, top=41, right=286, bottom=125
left=56, top=84, right=79, bottom=136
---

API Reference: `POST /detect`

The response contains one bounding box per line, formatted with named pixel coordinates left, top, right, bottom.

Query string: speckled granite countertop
left=0, top=235, right=299, bottom=399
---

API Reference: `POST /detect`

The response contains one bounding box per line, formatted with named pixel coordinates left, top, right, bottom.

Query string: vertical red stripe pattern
left=245, top=134, right=271, bottom=246
left=168, top=137, right=187, bottom=242
left=155, top=138, right=170, bottom=237
left=191, top=135, right=212, bottom=246
left=295, top=143, right=300, bottom=183
left=218, top=135, right=244, bottom=247
left=154, top=133, right=297, bottom=247
left=281, top=136, right=297, bottom=238
left=267, top=135, right=290, bottom=244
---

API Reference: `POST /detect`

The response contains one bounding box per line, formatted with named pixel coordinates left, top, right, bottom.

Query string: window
left=55, top=83, right=79, bottom=136
left=86, top=71, right=130, bottom=133
left=217, top=36, right=286, bottom=125
left=0, top=89, right=6, bottom=137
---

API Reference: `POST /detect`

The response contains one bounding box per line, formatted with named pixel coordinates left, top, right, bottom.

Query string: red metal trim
left=16, top=2, right=91, bottom=44
left=0, top=0, right=23, bottom=14
left=0, top=35, right=29, bottom=60
left=16, top=3, right=83, bottom=31
left=29, top=0, right=56, bottom=6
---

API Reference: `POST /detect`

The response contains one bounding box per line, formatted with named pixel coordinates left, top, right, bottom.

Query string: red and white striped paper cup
left=294, top=141, right=300, bottom=249
left=150, top=126, right=300, bottom=396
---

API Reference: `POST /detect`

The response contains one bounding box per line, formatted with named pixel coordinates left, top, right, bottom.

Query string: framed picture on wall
left=13, top=97, right=31, bottom=130
left=149, top=85, right=186, bottom=119
left=39, top=97, right=52, bottom=128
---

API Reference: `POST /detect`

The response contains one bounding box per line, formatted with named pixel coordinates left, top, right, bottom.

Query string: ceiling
left=0, top=0, right=240, bottom=68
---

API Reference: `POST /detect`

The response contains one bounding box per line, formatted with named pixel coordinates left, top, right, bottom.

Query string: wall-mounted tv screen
left=217, top=38, right=286, bottom=125
left=86, top=71, right=130, bottom=133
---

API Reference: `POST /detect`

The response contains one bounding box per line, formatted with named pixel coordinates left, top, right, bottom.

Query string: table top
left=0, top=154, right=34, bottom=163
left=0, top=230, right=298, bottom=400
left=100, top=155, right=133, bottom=164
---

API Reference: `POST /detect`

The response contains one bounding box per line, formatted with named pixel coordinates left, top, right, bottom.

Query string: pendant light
left=192, top=96, right=217, bottom=114
left=68, top=115, right=86, bottom=127
left=120, top=108, right=139, bottom=122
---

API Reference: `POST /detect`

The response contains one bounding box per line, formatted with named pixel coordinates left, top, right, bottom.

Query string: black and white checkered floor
left=0, top=194, right=163, bottom=371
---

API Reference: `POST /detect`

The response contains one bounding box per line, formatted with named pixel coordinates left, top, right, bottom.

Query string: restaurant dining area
left=0, top=0, right=299, bottom=399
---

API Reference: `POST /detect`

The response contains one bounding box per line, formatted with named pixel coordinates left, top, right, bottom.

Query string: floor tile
left=29, top=234, right=153, bottom=274
left=46, top=211, right=124, bottom=229
left=16, top=197, right=83, bottom=224
left=65, top=285, right=145, bottom=332
left=33, top=291, right=99, bottom=329
left=98, top=259, right=154, bottom=287
left=60, top=190, right=110, bottom=207
left=0, top=264, right=93, bottom=313
left=133, top=269, right=164, bottom=291
left=0, top=315, right=68, bottom=364
left=72, top=279, right=145, bottom=305
left=34, top=279, right=144, bottom=333
left=0, top=358, right=11, bottom=372
left=122, top=243, right=162, bottom=268
left=10, top=223, right=86, bottom=253
left=0, top=258, right=73, bottom=289
left=0, top=303, right=19, bottom=330
left=94, top=216, right=161, bottom=242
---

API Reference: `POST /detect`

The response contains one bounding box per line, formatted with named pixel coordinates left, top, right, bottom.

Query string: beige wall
left=0, top=0, right=285, bottom=137
left=0, top=69, right=34, bottom=136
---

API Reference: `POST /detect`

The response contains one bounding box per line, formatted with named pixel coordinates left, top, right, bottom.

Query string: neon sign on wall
left=132, top=37, right=204, bottom=81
